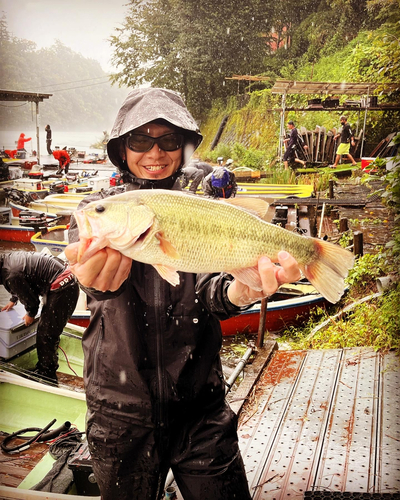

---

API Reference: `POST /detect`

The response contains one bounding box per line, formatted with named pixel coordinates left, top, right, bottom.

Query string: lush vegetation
left=280, top=139, right=400, bottom=352
left=0, top=16, right=127, bottom=131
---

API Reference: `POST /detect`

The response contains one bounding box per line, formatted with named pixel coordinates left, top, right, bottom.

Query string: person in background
left=194, top=160, right=214, bottom=177
left=330, top=115, right=357, bottom=168
left=64, top=87, right=302, bottom=500
left=4, top=149, right=17, bottom=159
left=45, top=124, right=52, bottom=155
left=181, top=164, right=205, bottom=193
left=283, top=120, right=308, bottom=170
left=0, top=251, right=79, bottom=384
left=202, top=166, right=237, bottom=198
left=102, top=130, right=109, bottom=155
left=53, top=148, right=71, bottom=174
left=16, top=132, right=31, bottom=151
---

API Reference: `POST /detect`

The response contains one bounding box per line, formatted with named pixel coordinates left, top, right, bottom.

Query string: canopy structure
left=271, top=80, right=400, bottom=160
left=0, top=90, right=53, bottom=165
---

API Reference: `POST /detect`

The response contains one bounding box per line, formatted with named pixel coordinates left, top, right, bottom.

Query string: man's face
left=122, top=122, right=183, bottom=180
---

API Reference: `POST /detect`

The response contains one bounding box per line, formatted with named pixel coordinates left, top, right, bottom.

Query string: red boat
left=69, top=284, right=328, bottom=335
left=220, top=288, right=327, bottom=336
left=0, top=207, right=58, bottom=243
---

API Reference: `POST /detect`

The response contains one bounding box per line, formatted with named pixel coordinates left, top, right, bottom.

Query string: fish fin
left=153, top=264, right=180, bottom=287
left=155, top=232, right=180, bottom=259
left=223, top=198, right=269, bottom=218
left=302, top=239, right=355, bottom=303
left=231, top=266, right=263, bottom=291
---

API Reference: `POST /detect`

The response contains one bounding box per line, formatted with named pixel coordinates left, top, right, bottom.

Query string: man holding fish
left=65, top=88, right=353, bottom=500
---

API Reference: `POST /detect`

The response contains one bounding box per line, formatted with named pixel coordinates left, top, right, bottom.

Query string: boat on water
left=31, top=225, right=69, bottom=256
left=0, top=206, right=59, bottom=243
left=220, top=283, right=327, bottom=336
left=192, top=182, right=315, bottom=198
left=69, top=282, right=326, bottom=335
left=9, top=194, right=84, bottom=217
left=0, top=352, right=101, bottom=500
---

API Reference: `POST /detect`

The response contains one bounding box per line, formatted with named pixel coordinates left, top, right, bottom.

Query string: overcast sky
left=1, top=0, right=128, bottom=72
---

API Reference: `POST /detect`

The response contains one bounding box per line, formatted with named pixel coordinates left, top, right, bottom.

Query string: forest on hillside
left=109, top=0, right=399, bottom=118
left=0, top=16, right=127, bottom=131
left=0, top=0, right=398, bottom=134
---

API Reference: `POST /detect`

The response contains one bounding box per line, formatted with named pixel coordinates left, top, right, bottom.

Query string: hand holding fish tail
left=65, top=242, right=132, bottom=292
left=227, top=251, right=301, bottom=307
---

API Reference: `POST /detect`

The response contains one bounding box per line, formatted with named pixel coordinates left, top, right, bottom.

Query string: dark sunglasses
left=124, top=132, right=184, bottom=153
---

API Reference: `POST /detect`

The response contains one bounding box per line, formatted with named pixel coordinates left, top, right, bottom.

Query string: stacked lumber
left=369, top=132, right=399, bottom=158
left=291, top=126, right=364, bottom=165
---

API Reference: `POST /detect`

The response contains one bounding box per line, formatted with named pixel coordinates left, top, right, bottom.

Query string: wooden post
left=329, top=179, right=334, bottom=199
left=257, top=298, right=268, bottom=348
left=353, top=231, right=363, bottom=257
left=339, top=217, right=348, bottom=233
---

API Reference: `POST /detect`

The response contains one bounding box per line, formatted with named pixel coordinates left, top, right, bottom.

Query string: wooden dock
left=234, top=346, right=400, bottom=498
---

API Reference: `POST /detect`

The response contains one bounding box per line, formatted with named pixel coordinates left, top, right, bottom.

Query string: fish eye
left=95, top=205, right=106, bottom=213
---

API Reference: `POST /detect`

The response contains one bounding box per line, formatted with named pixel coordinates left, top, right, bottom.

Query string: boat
left=193, top=182, right=315, bottom=198
left=0, top=206, right=59, bottom=243
left=31, top=225, right=69, bottom=256
left=68, top=283, right=327, bottom=335
left=8, top=194, right=84, bottom=217
left=296, top=164, right=360, bottom=176
left=0, top=370, right=100, bottom=500
left=220, top=283, right=328, bottom=336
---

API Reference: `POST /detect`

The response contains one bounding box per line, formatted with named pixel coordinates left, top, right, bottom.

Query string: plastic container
left=361, top=157, right=375, bottom=170
left=0, top=331, right=37, bottom=359
left=0, top=302, right=38, bottom=345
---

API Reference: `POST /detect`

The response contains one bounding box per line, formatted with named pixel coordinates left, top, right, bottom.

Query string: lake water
left=0, top=130, right=106, bottom=156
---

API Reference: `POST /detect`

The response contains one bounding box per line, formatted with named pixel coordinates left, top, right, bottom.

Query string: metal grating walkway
left=238, top=348, right=400, bottom=498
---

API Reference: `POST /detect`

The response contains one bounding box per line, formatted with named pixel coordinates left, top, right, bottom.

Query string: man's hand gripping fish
left=74, top=189, right=354, bottom=303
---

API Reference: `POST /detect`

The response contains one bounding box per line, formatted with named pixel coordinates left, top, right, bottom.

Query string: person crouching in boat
left=0, top=251, right=79, bottom=384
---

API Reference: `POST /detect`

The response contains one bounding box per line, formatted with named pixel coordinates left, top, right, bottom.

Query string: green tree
left=109, top=0, right=275, bottom=117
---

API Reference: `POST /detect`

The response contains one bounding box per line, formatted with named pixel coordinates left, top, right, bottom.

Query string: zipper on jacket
left=154, top=276, right=168, bottom=429
left=153, top=275, right=169, bottom=499
left=91, top=317, right=104, bottom=384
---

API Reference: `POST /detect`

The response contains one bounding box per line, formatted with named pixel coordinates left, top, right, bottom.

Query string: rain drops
left=119, top=370, right=127, bottom=384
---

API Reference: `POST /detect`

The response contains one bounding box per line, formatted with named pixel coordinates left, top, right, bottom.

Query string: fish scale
left=128, top=191, right=316, bottom=272
left=75, top=189, right=355, bottom=303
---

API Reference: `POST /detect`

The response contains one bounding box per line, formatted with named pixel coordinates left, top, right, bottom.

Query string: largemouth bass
left=75, top=189, right=354, bottom=303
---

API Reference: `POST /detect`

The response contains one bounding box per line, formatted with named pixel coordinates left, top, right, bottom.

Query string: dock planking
left=237, top=347, right=400, bottom=497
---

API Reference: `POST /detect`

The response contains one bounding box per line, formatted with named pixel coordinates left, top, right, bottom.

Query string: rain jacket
left=53, top=150, right=70, bottom=167
left=0, top=251, right=68, bottom=316
left=17, top=133, right=31, bottom=149
left=68, top=88, right=251, bottom=499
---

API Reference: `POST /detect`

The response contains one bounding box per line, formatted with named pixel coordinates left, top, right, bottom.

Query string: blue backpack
left=211, top=168, right=234, bottom=198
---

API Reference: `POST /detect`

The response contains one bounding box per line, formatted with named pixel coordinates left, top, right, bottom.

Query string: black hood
left=107, top=88, right=202, bottom=175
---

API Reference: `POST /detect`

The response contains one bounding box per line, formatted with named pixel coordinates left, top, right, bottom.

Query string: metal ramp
left=238, top=348, right=400, bottom=498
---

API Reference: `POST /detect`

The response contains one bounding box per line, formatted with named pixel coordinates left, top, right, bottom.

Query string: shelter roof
left=225, top=75, right=272, bottom=82
left=0, top=89, right=52, bottom=102
left=271, top=80, right=400, bottom=95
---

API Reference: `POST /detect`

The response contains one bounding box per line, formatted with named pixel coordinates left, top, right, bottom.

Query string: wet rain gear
left=69, top=87, right=251, bottom=500
left=16, top=133, right=31, bottom=150
left=53, top=150, right=71, bottom=174
left=0, top=252, right=79, bottom=379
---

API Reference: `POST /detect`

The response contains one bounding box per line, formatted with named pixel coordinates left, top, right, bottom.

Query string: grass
left=278, top=251, right=400, bottom=352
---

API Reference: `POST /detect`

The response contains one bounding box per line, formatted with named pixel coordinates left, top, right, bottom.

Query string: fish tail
left=302, top=239, right=355, bottom=303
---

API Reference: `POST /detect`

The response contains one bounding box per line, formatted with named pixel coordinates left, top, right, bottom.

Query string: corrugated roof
left=0, top=90, right=52, bottom=102
left=271, top=79, right=400, bottom=95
